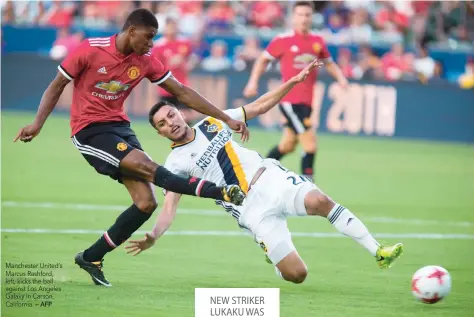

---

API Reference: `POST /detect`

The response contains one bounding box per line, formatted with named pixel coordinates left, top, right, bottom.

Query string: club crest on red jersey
left=313, top=43, right=321, bottom=53
left=127, top=66, right=140, bottom=80
left=94, top=81, right=130, bottom=94
left=179, top=45, right=188, bottom=54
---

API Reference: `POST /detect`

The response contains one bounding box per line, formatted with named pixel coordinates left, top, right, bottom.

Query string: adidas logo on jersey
left=97, top=67, right=107, bottom=74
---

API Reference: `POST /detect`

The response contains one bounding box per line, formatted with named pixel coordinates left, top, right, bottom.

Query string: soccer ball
left=411, top=265, right=452, bottom=304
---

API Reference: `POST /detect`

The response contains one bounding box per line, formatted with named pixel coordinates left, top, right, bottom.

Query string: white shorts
left=236, top=159, right=318, bottom=265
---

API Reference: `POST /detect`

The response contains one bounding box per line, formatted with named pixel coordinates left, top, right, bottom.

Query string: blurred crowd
left=2, top=0, right=474, bottom=87
left=3, top=1, right=473, bottom=43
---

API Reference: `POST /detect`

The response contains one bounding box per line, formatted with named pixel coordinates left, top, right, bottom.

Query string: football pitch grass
left=2, top=112, right=474, bottom=317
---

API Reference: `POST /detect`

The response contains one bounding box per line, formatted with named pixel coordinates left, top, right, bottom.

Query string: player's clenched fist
left=14, top=123, right=42, bottom=143
left=243, top=82, right=258, bottom=98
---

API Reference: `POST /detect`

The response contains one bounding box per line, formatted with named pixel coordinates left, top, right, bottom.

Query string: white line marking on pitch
left=0, top=228, right=473, bottom=240
left=2, top=201, right=473, bottom=227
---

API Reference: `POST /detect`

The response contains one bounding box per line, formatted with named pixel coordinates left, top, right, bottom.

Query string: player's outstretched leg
left=75, top=251, right=111, bottom=287
left=75, top=179, right=156, bottom=287
left=255, top=219, right=308, bottom=283
left=298, top=130, right=317, bottom=180
left=267, top=128, right=297, bottom=161
left=120, top=149, right=246, bottom=205
left=274, top=251, right=308, bottom=284
left=303, top=189, right=403, bottom=269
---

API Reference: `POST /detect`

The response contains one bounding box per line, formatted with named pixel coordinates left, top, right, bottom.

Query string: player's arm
left=125, top=192, right=182, bottom=256
left=148, top=55, right=248, bottom=141
left=149, top=192, right=181, bottom=240
left=318, top=39, right=348, bottom=89
left=325, top=61, right=348, bottom=89
left=243, top=59, right=323, bottom=120
left=14, top=40, right=87, bottom=143
left=14, top=72, right=70, bottom=142
left=243, top=36, right=283, bottom=98
left=243, top=53, right=273, bottom=98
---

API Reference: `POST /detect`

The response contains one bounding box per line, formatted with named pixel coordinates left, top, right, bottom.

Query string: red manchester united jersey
left=58, top=35, right=170, bottom=136
left=152, top=37, right=193, bottom=98
left=265, top=31, right=331, bottom=106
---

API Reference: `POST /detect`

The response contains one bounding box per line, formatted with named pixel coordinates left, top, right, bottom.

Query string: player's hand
left=125, top=233, right=156, bottom=256
left=13, top=123, right=42, bottom=143
left=225, top=118, right=250, bottom=142
left=292, top=59, right=324, bottom=83
left=243, top=82, right=258, bottom=98
left=339, top=79, right=349, bottom=90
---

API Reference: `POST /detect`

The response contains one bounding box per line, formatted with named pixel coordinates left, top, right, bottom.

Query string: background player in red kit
left=153, top=18, right=200, bottom=122
left=14, top=9, right=247, bottom=287
left=244, top=1, right=348, bottom=180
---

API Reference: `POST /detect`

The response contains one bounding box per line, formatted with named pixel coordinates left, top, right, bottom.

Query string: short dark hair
left=122, top=8, right=158, bottom=31
left=293, top=1, right=315, bottom=11
left=148, top=101, right=176, bottom=128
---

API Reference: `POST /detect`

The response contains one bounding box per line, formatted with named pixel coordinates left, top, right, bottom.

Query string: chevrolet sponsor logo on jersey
left=294, top=53, right=317, bottom=64
left=94, top=81, right=130, bottom=94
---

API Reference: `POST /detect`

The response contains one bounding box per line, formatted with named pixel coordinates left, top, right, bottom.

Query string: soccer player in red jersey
left=153, top=18, right=199, bottom=122
left=14, top=9, right=247, bottom=287
left=244, top=1, right=348, bottom=180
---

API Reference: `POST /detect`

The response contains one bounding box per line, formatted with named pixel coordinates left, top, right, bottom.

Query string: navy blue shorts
left=72, top=121, right=143, bottom=182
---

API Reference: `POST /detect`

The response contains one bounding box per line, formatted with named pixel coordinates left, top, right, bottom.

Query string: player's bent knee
left=305, top=191, right=333, bottom=216
left=293, top=266, right=308, bottom=284
left=276, top=250, right=308, bottom=284
left=300, top=133, right=317, bottom=153
left=301, top=141, right=316, bottom=153
left=302, top=145, right=317, bottom=154
left=135, top=198, right=158, bottom=214
left=283, top=264, right=308, bottom=284
left=279, top=142, right=297, bottom=154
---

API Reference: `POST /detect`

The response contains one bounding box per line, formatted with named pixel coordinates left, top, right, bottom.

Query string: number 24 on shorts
left=274, top=162, right=313, bottom=186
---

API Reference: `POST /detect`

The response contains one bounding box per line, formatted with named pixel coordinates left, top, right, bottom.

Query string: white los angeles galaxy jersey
left=164, top=108, right=263, bottom=195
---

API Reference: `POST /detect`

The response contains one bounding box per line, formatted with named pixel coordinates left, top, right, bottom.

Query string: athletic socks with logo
left=301, top=152, right=315, bottom=179
left=154, top=165, right=223, bottom=200
left=327, top=204, right=380, bottom=256
left=83, top=204, right=151, bottom=262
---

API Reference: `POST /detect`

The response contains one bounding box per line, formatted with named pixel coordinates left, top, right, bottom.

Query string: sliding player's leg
left=275, top=252, right=308, bottom=284
left=294, top=185, right=404, bottom=269
left=75, top=178, right=157, bottom=287
left=255, top=220, right=307, bottom=284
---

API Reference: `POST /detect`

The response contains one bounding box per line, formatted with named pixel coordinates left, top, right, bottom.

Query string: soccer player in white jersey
left=126, top=60, right=403, bottom=284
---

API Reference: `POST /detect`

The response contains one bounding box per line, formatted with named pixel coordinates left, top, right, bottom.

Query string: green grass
left=2, top=112, right=474, bottom=317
